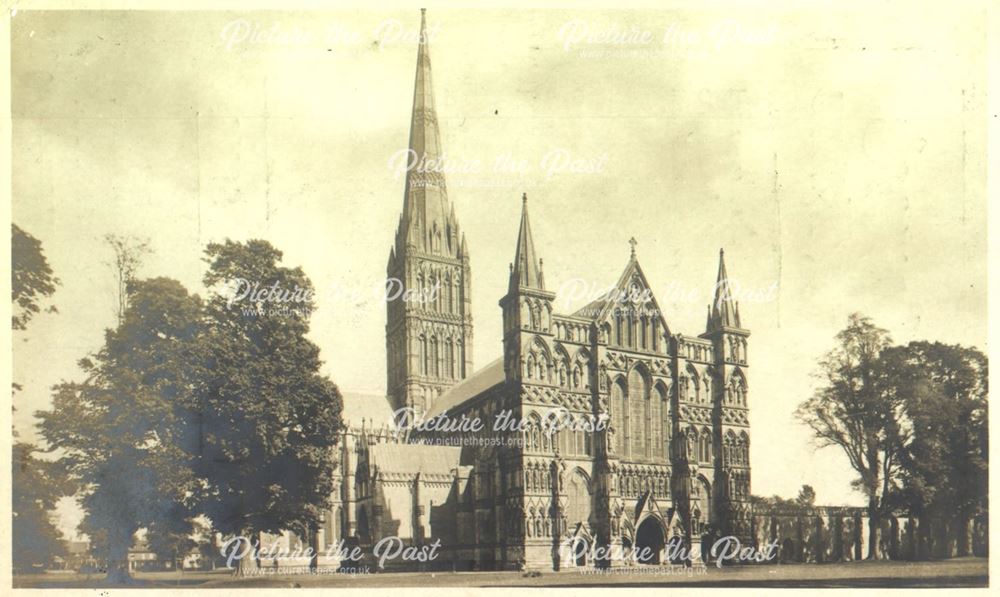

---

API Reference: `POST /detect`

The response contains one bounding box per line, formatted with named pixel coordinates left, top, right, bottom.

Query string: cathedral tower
left=701, top=248, right=752, bottom=541
left=386, top=10, right=473, bottom=415
left=499, top=194, right=555, bottom=381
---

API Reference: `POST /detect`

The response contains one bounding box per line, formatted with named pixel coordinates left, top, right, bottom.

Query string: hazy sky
left=11, top=4, right=987, bottom=534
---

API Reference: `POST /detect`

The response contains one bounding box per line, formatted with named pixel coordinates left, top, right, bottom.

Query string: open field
left=13, top=557, right=988, bottom=588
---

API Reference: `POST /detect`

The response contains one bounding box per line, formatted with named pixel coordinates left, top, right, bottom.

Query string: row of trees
left=12, top=225, right=344, bottom=581
left=796, top=314, right=988, bottom=560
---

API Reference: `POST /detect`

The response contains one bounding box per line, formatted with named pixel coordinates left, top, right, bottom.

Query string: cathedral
left=314, top=10, right=753, bottom=571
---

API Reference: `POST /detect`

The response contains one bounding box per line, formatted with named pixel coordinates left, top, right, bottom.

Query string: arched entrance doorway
left=635, top=517, right=665, bottom=564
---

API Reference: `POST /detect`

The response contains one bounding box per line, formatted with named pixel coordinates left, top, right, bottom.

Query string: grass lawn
left=13, top=557, right=988, bottom=589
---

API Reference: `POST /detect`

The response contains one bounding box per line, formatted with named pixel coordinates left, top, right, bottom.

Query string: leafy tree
left=12, top=224, right=59, bottom=331
left=39, top=278, right=204, bottom=583
left=889, top=342, right=988, bottom=558
left=795, top=313, right=906, bottom=559
left=196, top=240, right=342, bottom=574
left=12, top=442, right=67, bottom=572
left=796, top=485, right=817, bottom=508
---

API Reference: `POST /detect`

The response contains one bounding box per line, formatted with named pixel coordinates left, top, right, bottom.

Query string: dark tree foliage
left=12, top=442, right=67, bottom=572
left=12, top=224, right=59, bottom=331
left=750, top=485, right=818, bottom=515
left=39, top=278, right=204, bottom=582
left=888, top=341, right=988, bottom=557
left=196, top=240, right=342, bottom=573
left=796, top=485, right=817, bottom=508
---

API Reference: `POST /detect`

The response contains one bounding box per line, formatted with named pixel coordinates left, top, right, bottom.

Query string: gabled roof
left=424, top=357, right=505, bottom=419
left=570, top=254, right=671, bottom=337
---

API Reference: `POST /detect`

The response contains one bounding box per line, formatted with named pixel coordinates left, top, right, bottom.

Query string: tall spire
left=510, top=193, right=544, bottom=291
left=385, top=10, right=473, bottom=416
left=399, top=8, right=455, bottom=255
left=709, top=248, right=739, bottom=329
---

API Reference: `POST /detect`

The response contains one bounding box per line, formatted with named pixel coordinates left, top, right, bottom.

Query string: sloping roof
left=425, top=357, right=505, bottom=419
left=340, top=391, right=396, bottom=428
left=572, top=296, right=608, bottom=320
left=367, top=442, right=462, bottom=476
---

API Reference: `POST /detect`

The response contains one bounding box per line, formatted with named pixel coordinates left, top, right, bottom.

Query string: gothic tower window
left=699, top=428, right=712, bottom=463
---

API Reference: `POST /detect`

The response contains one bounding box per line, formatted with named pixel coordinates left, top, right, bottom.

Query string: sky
left=10, top=6, right=987, bottom=537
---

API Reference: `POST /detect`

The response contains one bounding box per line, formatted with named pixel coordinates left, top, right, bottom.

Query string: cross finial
left=629, top=237, right=638, bottom=258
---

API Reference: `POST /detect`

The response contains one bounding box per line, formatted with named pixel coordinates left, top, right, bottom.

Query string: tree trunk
left=104, top=538, right=134, bottom=585
left=866, top=499, right=881, bottom=560
left=917, top=515, right=932, bottom=560
left=309, top=526, right=319, bottom=572
left=955, top=515, right=971, bottom=557
left=105, top=559, right=133, bottom=585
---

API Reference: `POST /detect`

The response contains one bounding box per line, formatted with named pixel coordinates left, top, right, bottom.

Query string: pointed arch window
left=627, top=368, right=648, bottom=458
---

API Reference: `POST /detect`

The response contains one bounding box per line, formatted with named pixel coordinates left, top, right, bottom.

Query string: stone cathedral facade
left=315, top=11, right=754, bottom=571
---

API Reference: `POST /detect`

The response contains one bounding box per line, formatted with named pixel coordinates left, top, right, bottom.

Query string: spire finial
left=629, top=237, right=638, bottom=258
left=522, top=192, right=528, bottom=205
